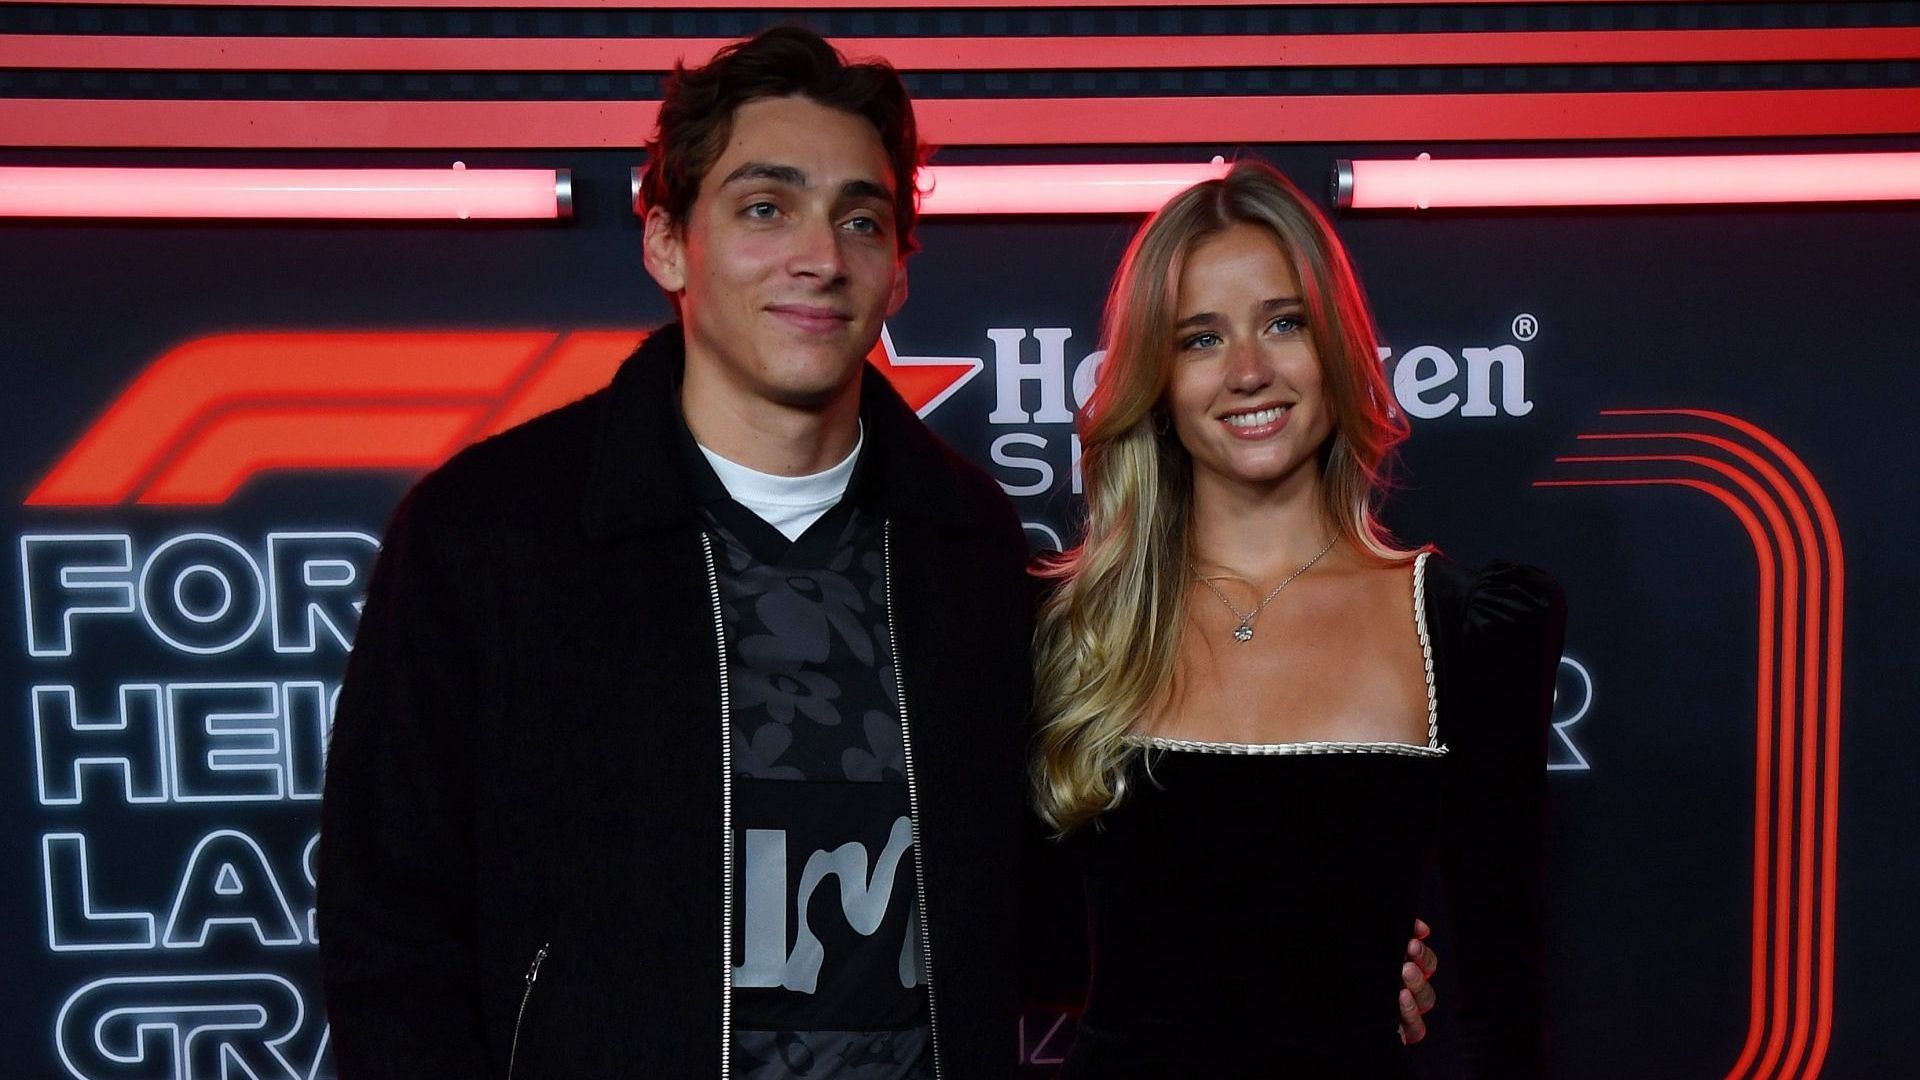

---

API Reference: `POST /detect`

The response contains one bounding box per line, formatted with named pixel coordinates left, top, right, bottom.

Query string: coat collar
left=582, top=322, right=993, bottom=541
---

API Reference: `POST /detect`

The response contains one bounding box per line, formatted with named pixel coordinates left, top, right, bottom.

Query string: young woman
left=1032, top=160, right=1565, bottom=1078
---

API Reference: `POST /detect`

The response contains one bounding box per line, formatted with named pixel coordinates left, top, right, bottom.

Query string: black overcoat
left=318, top=324, right=1035, bottom=1079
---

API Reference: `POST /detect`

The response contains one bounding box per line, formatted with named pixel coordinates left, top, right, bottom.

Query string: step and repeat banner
left=2, top=144, right=1914, bottom=1079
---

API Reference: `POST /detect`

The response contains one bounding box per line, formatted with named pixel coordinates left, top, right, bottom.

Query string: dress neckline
left=1124, top=550, right=1447, bottom=758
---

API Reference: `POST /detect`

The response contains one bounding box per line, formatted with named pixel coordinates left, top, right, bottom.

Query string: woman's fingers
left=1398, top=988, right=1428, bottom=1044
left=1403, top=960, right=1437, bottom=1013
left=1408, top=935, right=1439, bottom=979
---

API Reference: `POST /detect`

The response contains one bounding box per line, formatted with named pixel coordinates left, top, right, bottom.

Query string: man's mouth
left=767, top=304, right=852, bottom=334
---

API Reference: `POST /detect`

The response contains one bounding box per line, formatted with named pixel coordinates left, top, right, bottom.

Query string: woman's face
left=1165, top=222, right=1333, bottom=496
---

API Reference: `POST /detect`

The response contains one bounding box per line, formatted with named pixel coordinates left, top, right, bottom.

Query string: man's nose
left=790, top=214, right=847, bottom=283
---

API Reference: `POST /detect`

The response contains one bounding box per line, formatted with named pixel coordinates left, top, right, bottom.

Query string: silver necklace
left=1191, top=534, right=1339, bottom=644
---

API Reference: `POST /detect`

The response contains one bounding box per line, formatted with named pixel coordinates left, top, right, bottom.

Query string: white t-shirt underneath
left=695, top=423, right=862, bottom=541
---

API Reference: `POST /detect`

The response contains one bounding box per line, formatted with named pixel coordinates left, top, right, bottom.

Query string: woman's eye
left=1180, top=332, right=1222, bottom=351
left=1269, top=314, right=1305, bottom=335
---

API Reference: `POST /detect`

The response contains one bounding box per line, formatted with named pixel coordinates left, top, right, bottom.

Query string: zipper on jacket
left=883, top=521, right=944, bottom=1080
left=700, top=532, right=737, bottom=1080
left=506, top=942, right=549, bottom=1080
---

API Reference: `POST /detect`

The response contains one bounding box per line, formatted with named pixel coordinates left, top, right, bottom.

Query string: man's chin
left=759, top=366, right=866, bottom=412
left=769, top=327, right=875, bottom=385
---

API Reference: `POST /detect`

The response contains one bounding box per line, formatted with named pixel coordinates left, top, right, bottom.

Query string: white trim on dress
left=1125, top=550, right=1448, bottom=758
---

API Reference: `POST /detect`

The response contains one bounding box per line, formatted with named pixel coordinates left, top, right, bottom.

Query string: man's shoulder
left=915, top=434, right=1027, bottom=556
left=936, top=436, right=1020, bottom=525
left=402, top=387, right=609, bottom=534
left=857, top=360, right=1024, bottom=558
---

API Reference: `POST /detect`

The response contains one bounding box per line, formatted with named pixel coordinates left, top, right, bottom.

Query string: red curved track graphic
left=1538, top=409, right=1845, bottom=1080
left=26, top=326, right=981, bottom=506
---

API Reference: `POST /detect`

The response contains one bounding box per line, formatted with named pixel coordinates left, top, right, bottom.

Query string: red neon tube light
left=630, top=161, right=1232, bottom=218
left=1335, top=151, right=1920, bottom=210
left=0, top=164, right=571, bottom=219
left=916, top=161, right=1232, bottom=215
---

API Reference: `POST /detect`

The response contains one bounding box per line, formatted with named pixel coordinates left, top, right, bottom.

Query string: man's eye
left=843, top=215, right=881, bottom=235
left=743, top=202, right=779, bottom=220
left=1180, top=332, right=1222, bottom=351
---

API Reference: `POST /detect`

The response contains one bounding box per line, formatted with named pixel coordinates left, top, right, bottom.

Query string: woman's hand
left=1397, top=918, right=1439, bottom=1044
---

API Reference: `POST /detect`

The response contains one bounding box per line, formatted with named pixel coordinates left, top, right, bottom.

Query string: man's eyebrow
left=841, top=178, right=895, bottom=207
left=719, top=162, right=807, bottom=189
left=718, top=166, right=893, bottom=211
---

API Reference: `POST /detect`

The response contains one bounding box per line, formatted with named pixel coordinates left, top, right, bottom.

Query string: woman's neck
left=1187, top=465, right=1340, bottom=583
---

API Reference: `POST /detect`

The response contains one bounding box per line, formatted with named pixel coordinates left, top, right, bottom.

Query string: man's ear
left=642, top=206, right=687, bottom=294
left=886, top=260, right=909, bottom=317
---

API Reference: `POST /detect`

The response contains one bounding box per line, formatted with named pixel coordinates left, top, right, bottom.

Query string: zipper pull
left=526, top=943, right=550, bottom=985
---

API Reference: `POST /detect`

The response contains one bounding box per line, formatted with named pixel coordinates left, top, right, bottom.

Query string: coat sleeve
left=1436, top=561, right=1567, bottom=1079
left=318, top=486, right=491, bottom=1078
left=1020, top=810, right=1090, bottom=1014
left=1019, top=563, right=1091, bottom=1015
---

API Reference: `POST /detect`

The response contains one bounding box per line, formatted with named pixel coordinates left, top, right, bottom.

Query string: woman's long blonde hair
left=1031, top=159, right=1411, bottom=834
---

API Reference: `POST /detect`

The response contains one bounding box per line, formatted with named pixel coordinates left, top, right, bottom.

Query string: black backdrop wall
left=3, top=4, right=1918, bottom=1079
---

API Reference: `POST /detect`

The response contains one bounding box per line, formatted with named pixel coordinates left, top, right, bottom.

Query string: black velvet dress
left=1055, top=555, right=1566, bottom=1079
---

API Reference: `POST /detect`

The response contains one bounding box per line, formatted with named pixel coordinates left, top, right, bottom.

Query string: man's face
left=644, top=94, right=907, bottom=411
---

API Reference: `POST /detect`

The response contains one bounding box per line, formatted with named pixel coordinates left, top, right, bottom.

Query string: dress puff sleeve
left=1436, top=560, right=1568, bottom=1079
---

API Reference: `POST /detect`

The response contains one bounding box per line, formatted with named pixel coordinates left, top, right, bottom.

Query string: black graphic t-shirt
left=701, top=486, right=933, bottom=1080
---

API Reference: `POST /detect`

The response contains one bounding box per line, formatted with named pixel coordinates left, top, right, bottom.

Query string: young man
left=318, top=27, right=1436, bottom=1079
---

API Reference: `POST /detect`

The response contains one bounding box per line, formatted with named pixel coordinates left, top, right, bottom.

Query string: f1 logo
left=28, top=327, right=980, bottom=507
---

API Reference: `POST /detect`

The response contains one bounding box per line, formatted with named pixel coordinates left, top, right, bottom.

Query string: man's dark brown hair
left=640, top=26, right=926, bottom=253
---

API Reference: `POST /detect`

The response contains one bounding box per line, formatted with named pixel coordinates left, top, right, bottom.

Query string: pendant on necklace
left=1233, top=623, right=1254, bottom=643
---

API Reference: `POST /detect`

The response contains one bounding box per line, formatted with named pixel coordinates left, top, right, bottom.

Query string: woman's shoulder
left=1417, top=549, right=1567, bottom=644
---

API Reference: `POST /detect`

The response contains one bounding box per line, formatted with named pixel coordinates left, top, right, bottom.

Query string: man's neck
left=679, top=365, right=863, bottom=477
